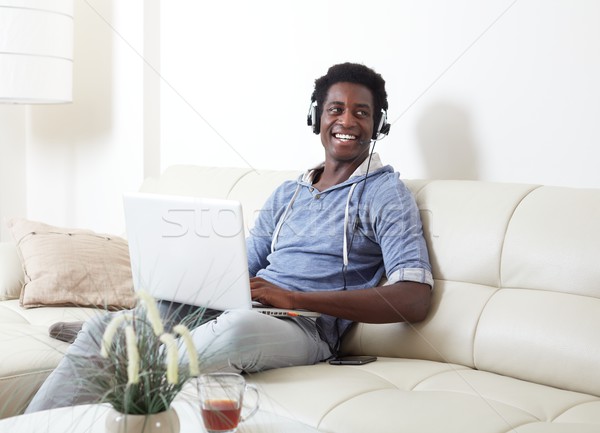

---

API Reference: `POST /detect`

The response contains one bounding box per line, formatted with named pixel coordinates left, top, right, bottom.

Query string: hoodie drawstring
left=342, top=183, right=358, bottom=268
left=271, top=181, right=358, bottom=273
left=271, top=183, right=302, bottom=254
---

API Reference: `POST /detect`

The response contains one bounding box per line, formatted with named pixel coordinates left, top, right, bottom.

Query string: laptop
left=123, top=192, right=320, bottom=318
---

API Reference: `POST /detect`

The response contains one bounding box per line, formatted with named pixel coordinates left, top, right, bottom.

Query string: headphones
left=306, top=101, right=391, bottom=141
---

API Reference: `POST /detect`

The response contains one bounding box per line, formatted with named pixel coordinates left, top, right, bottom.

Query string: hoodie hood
left=301, top=152, right=386, bottom=186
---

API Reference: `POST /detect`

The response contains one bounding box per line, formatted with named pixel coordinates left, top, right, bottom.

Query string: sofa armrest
left=0, top=241, right=24, bottom=300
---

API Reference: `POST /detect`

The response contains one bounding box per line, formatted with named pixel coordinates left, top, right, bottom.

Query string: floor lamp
left=0, top=0, right=74, bottom=103
left=0, top=0, right=74, bottom=239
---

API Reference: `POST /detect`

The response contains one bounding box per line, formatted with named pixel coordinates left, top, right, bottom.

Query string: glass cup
left=197, top=373, right=260, bottom=433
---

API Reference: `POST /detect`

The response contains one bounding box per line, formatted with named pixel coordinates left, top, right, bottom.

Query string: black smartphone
left=328, top=355, right=377, bottom=365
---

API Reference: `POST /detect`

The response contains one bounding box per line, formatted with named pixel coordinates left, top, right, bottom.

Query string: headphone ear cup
left=307, top=102, right=320, bottom=134
left=372, top=109, right=390, bottom=140
left=310, top=101, right=321, bottom=135
left=380, top=122, right=391, bottom=136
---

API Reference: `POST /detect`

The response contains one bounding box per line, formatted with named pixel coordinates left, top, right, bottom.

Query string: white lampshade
left=0, top=0, right=73, bottom=104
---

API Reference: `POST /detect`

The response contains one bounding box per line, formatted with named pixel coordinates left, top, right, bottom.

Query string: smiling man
left=26, top=62, right=433, bottom=413
left=248, top=62, right=433, bottom=353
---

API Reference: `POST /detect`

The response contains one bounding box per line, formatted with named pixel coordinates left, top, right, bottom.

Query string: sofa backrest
left=145, top=166, right=600, bottom=397
left=344, top=179, right=600, bottom=398
left=140, top=165, right=301, bottom=236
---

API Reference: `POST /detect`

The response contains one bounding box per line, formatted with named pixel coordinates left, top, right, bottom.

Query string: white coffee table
left=0, top=401, right=321, bottom=432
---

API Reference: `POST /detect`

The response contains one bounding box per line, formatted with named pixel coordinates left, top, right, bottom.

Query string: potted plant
left=98, top=291, right=200, bottom=433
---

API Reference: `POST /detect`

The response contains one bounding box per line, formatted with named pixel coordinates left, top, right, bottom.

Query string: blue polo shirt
left=246, top=154, right=433, bottom=349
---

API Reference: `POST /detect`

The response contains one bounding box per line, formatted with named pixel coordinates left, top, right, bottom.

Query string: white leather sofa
left=1, top=165, right=600, bottom=433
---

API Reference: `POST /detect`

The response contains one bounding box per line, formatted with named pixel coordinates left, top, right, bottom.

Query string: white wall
left=0, top=106, right=27, bottom=241
left=25, top=0, right=145, bottom=235
left=2, top=0, right=599, bottom=239
left=0, top=0, right=146, bottom=240
left=160, top=0, right=600, bottom=188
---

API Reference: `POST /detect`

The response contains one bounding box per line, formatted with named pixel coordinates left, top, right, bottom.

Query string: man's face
left=320, top=81, right=375, bottom=163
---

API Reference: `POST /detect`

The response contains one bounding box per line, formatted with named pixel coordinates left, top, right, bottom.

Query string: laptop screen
left=123, top=192, right=252, bottom=311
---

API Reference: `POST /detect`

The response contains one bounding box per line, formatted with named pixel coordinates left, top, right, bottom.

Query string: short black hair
left=311, top=62, right=388, bottom=129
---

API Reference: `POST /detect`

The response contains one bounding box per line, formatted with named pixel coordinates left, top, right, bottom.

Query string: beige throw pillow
left=8, top=218, right=136, bottom=310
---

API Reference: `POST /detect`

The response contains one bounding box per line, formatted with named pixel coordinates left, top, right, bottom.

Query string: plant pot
left=105, top=406, right=180, bottom=433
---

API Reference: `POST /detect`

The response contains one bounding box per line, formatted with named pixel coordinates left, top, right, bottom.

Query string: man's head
left=309, top=63, right=389, bottom=139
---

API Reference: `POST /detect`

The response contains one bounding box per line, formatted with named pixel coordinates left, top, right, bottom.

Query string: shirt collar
left=302, top=152, right=384, bottom=184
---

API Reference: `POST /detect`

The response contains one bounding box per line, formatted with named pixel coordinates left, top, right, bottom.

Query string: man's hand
left=250, top=277, right=297, bottom=310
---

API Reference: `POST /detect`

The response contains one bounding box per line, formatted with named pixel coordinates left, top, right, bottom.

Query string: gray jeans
left=25, top=307, right=332, bottom=413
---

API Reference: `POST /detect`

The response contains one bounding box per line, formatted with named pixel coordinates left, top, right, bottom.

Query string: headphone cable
left=341, top=140, right=377, bottom=290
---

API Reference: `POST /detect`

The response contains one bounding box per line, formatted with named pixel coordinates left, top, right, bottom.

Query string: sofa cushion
left=7, top=218, right=136, bottom=310
left=0, top=299, right=100, bottom=326
left=0, top=299, right=102, bottom=418
left=248, top=358, right=600, bottom=433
